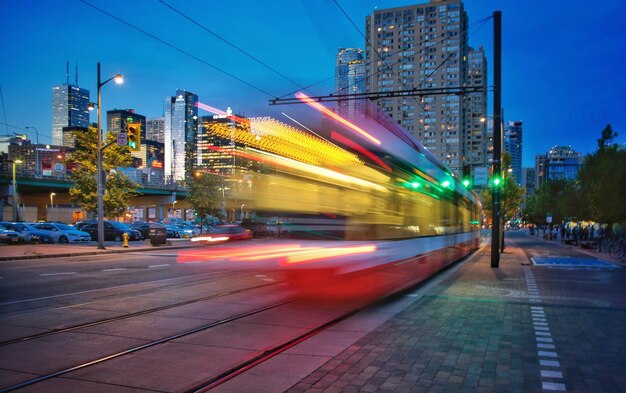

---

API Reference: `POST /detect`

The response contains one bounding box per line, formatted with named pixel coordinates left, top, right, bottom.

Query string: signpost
left=117, top=132, right=128, bottom=146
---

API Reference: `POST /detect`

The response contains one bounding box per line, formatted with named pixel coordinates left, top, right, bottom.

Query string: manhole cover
left=531, top=257, right=619, bottom=268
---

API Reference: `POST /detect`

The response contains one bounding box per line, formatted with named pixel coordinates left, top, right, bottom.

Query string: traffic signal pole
left=491, top=11, right=502, bottom=268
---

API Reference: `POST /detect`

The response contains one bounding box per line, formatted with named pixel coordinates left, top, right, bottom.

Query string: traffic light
left=491, top=174, right=502, bottom=188
left=462, top=165, right=471, bottom=188
left=127, top=123, right=141, bottom=152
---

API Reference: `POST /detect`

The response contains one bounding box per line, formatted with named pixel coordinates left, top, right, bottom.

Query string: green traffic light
left=462, top=179, right=470, bottom=188
left=492, top=177, right=502, bottom=187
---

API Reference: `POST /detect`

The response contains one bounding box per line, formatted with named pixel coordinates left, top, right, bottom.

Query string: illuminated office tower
left=146, top=117, right=165, bottom=143
left=164, top=90, right=198, bottom=182
left=51, top=81, right=90, bottom=146
left=504, top=120, right=523, bottom=185
left=335, top=48, right=367, bottom=119
left=366, top=0, right=469, bottom=175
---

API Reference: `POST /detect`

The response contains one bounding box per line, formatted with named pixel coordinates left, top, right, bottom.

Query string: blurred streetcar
left=190, top=96, right=482, bottom=298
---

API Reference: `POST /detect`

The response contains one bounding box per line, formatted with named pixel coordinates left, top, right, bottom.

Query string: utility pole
left=491, top=10, right=502, bottom=268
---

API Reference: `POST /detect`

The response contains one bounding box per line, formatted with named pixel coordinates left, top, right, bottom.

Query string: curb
left=0, top=243, right=202, bottom=262
left=523, top=231, right=623, bottom=267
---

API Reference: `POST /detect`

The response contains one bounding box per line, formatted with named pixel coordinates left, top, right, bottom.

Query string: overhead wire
left=157, top=0, right=305, bottom=91
left=79, top=0, right=277, bottom=98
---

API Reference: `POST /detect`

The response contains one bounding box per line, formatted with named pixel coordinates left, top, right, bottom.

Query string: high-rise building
left=335, top=48, right=367, bottom=119
left=522, top=167, right=536, bottom=195
left=146, top=117, right=165, bottom=143
left=465, top=46, right=489, bottom=184
left=366, top=0, right=469, bottom=175
left=535, top=145, right=583, bottom=186
left=504, top=120, right=523, bottom=185
left=51, top=84, right=90, bottom=146
left=164, top=90, right=198, bottom=182
left=106, top=109, right=146, bottom=138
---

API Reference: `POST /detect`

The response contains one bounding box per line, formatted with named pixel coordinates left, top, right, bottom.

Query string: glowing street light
left=50, top=192, right=56, bottom=208
left=96, top=62, right=123, bottom=250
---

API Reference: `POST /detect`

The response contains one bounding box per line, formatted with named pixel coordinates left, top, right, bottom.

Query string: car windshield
left=56, top=224, right=75, bottom=231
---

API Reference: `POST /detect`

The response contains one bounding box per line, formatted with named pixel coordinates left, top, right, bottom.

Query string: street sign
left=546, top=213, right=552, bottom=223
left=117, top=132, right=128, bottom=146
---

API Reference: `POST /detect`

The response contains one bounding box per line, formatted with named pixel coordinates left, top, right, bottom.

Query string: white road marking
left=40, top=272, right=77, bottom=276
left=102, top=268, right=127, bottom=272
left=148, top=264, right=170, bottom=268
left=541, top=370, right=563, bottom=379
left=542, top=382, right=566, bottom=391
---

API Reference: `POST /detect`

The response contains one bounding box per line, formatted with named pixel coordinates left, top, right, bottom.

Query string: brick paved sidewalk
left=287, top=238, right=626, bottom=393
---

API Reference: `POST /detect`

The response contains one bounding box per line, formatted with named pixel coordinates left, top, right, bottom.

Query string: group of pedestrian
left=528, top=222, right=601, bottom=243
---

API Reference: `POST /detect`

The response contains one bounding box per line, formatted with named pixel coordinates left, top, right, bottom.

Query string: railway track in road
left=0, top=288, right=378, bottom=393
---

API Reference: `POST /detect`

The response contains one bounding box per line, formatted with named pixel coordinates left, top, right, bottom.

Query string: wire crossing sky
left=0, top=0, right=624, bottom=166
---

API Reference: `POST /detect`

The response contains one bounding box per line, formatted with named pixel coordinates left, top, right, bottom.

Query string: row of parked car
left=0, top=219, right=252, bottom=244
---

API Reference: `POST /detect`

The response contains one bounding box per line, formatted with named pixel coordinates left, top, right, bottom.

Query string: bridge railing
left=0, top=167, right=188, bottom=191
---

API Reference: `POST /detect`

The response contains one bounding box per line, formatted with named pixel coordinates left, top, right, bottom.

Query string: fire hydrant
left=122, top=232, right=129, bottom=248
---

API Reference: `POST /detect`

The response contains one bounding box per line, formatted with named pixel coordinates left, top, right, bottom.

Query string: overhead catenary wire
left=79, top=0, right=277, bottom=98
left=157, top=0, right=306, bottom=91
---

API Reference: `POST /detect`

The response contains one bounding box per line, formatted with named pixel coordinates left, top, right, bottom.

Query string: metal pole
left=491, top=10, right=502, bottom=268
left=12, top=162, right=18, bottom=221
left=97, top=62, right=105, bottom=249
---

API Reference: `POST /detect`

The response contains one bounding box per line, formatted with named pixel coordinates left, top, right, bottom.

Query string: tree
left=524, top=178, right=586, bottom=225
left=68, top=127, right=138, bottom=218
left=578, top=124, right=626, bottom=232
left=481, top=152, right=525, bottom=222
left=186, top=172, right=224, bottom=233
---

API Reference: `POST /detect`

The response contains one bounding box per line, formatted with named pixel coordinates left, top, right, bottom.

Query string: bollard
left=123, top=232, right=129, bottom=248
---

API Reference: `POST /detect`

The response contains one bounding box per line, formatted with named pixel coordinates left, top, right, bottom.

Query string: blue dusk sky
left=1, top=0, right=624, bottom=167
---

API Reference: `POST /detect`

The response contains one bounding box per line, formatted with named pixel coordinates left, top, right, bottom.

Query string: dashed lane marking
left=148, top=264, right=170, bottom=268
left=39, top=272, right=77, bottom=276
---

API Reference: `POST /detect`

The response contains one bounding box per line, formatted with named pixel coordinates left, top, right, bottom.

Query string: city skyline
left=1, top=0, right=625, bottom=167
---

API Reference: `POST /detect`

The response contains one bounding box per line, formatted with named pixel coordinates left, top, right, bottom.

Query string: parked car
left=30, top=223, right=92, bottom=244
left=130, top=221, right=151, bottom=239
left=0, top=222, right=54, bottom=243
left=163, top=225, right=184, bottom=238
left=0, top=227, right=21, bottom=244
left=191, top=224, right=253, bottom=243
left=80, top=221, right=142, bottom=242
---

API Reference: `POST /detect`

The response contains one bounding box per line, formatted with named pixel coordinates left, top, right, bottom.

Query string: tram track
left=0, top=300, right=292, bottom=393
left=0, top=278, right=283, bottom=347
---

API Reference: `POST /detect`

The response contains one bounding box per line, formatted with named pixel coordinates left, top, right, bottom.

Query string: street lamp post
left=11, top=159, right=23, bottom=221
left=25, top=126, right=40, bottom=176
left=96, top=62, right=123, bottom=250
left=50, top=192, right=56, bottom=208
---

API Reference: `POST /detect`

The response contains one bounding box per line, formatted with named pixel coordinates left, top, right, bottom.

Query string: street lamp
left=96, top=62, right=123, bottom=250
left=50, top=192, right=56, bottom=208
left=241, top=204, right=245, bottom=220
left=25, top=126, right=40, bottom=176
left=11, top=159, right=23, bottom=221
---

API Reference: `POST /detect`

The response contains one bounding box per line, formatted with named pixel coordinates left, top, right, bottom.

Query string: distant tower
left=51, top=63, right=90, bottom=146
left=146, top=117, right=165, bottom=143
left=466, top=46, right=488, bottom=185
left=366, top=1, right=469, bottom=176
left=504, top=121, right=523, bottom=185
left=164, top=90, right=198, bottom=182
left=335, top=48, right=366, bottom=119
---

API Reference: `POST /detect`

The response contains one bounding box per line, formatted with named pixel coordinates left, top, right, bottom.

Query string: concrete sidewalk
left=256, top=234, right=625, bottom=393
left=0, top=238, right=197, bottom=261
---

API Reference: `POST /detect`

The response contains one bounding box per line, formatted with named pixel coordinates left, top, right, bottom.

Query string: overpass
left=0, top=169, right=190, bottom=223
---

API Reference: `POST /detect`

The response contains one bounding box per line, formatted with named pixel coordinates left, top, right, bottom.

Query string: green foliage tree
left=481, top=152, right=525, bottom=221
left=578, top=124, right=626, bottom=233
left=186, top=172, right=223, bottom=233
left=68, top=127, right=138, bottom=218
left=523, top=178, right=587, bottom=225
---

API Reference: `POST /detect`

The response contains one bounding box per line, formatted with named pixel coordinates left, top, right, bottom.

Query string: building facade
left=465, top=46, right=489, bottom=185
left=504, top=120, right=523, bottom=185
left=51, top=84, right=90, bottom=146
left=146, top=117, right=165, bottom=143
left=106, top=109, right=146, bottom=138
left=164, top=90, right=198, bottom=182
left=535, top=145, right=583, bottom=186
left=335, top=48, right=367, bottom=119
left=365, top=0, right=469, bottom=175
